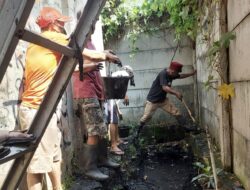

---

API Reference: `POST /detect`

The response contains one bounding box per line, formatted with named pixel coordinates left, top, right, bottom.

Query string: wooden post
left=218, top=0, right=232, bottom=170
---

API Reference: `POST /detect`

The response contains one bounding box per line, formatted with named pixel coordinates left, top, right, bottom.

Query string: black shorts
left=106, top=109, right=119, bottom=124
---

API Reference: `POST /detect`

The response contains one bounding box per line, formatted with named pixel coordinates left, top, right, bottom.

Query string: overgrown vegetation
left=62, top=174, right=75, bottom=190
left=192, top=162, right=223, bottom=189
left=102, top=0, right=236, bottom=100
left=101, top=0, right=199, bottom=49
left=198, top=0, right=236, bottom=100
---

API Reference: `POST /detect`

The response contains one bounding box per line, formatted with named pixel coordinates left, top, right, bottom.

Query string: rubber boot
left=175, top=115, right=197, bottom=132
left=80, top=143, right=109, bottom=181
left=98, top=139, right=120, bottom=168
left=136, top=122, right=145, bottom=138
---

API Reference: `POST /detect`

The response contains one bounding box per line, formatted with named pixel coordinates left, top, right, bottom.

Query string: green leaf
left=204, top=166, right=211, bottom=173
left=191, top=174, right=209, bottom=182
left=193, top=162, right=205, bottom=169
left=220, top=32, right=236, bottom=48
left=208, top=74, right=214, bottom=81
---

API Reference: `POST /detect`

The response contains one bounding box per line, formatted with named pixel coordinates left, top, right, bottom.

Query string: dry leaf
left=218, top=83, right=235, bottom=100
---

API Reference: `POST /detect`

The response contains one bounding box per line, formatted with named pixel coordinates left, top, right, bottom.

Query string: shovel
left=181, top=98, right=196, bottom=123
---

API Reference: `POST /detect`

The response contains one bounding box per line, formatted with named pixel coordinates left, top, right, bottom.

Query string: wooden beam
left=219, top=0, right=232, bottom=170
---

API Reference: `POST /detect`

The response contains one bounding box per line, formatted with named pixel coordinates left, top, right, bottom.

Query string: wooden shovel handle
left=181, top=99, right=196, bottom=123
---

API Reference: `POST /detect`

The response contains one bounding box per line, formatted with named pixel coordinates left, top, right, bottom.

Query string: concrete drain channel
left=71, top=125, right=202, bottom=190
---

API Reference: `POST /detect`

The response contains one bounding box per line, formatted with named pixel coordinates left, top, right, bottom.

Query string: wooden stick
left=181, top=99, right=196, bottom=123
left=205, top=125, right=219, bottom=190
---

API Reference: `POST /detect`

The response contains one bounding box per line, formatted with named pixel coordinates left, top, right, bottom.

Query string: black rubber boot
left=98, top=139, right=120, bottom=168
left=175, top=115, right=197, bottom=132
left=136, top=122, right=145, bottom=138
left=80, top=143, right=109, bottom=181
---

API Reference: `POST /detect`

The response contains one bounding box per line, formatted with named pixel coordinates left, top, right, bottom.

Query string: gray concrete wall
left=195, top=0, right=227, bottom=147
left=228, top=1, right=250, bottom=188
left=196, top=29, right=221, bottom=144
left=106, top=29, right=195, bottom=126
left=195, top=1, right=250, bottom=188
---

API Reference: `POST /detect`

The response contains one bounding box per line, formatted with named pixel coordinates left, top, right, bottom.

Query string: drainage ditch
left=71, top=125, right=202, bottom=190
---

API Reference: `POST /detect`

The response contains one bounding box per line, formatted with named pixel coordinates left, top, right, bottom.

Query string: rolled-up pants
left=140, top=98, right=181, bottom=124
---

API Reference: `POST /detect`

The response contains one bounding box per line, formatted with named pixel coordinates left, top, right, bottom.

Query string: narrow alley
left=0, top=1, right=249, bottom=190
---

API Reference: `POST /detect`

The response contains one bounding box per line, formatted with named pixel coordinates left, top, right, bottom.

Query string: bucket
left=119, top=125, right=130, bottom=138
left=102, top=76, right=130, bottom=99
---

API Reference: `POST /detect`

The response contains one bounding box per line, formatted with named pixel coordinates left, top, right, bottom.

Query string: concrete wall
left=0, top=0, right=87, bottom=187
left=106, top=29, right=195, bottom=126
left=228, top=1, right=250, bottom=188
left=195, top=2, right=222, bottom=145
left=195, top=1, right=250, bottom=188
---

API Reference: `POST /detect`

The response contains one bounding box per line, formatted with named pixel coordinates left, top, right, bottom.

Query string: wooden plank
left=219, top=0, right=232, bottom=170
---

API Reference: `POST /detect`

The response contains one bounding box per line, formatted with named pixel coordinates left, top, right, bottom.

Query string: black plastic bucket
left=119, top=125, right=130, bottom=138
left=102, top=76, right=130, bottom=99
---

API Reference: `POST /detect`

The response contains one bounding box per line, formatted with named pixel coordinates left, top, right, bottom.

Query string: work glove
left=105, top=50, right=122, bottom=67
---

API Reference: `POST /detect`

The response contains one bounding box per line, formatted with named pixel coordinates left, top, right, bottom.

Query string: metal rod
left=0, top=146, right=36, bottom=164
left=205, top=125, right=219, bottom=190
left=2, top=0, right=107, bottom=189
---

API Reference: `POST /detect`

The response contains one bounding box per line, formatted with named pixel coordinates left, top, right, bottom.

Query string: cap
left=36, top=7, right=71, bottom=29
left=169, top=61, right=183, bottom=73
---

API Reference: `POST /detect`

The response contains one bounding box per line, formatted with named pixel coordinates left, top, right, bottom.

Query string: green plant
left=205, top=31, right=236, bottom=99
left=62, top=174, right=75, bottom=190
left=192, top=162, right=223, bottom=189
left=207, top=32, right=236, bottom=78
left=102, top=0, right=199, bottom=41
left=128, top=144, right=137, bottom=159
left=101, top=0, right=168, bottom=54
left=166, top=0, right=199, bottom=40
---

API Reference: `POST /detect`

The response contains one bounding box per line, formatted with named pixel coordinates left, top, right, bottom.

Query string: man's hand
left=179, top=69, right=197, bottom=79
left=175, top=91, right=183, bottom=100
left=118, top=113, right=123, bottom=120
left=82, top=63, right=103, bottom=73
left=123, top=96, right=129, bottom=106
left=94, top=63, right=104, bottom=71
left=104, top=50, right=122, bottom=67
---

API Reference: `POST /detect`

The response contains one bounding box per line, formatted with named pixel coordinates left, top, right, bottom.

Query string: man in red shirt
left=72, top=40, right=121, bottom=180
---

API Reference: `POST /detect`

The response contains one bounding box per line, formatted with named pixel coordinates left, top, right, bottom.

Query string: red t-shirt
left=72, top=41, right=105, bottom=100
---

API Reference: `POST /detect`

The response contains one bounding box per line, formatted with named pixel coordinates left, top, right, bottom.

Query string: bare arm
left=162, top=85, right=182, bottom=100
left=74, top=61, right=103, bottom=73
left=179, top=70, right=196, bottom=79
left=82, top=48, right=120, bottom=63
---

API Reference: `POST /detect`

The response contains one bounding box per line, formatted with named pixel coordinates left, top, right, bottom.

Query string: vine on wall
left=199, top=0, right=236, bottom=100
left=101, top=0, right=199, bottom=47
left=101, top=0, right=236, bottom=100
left=206, top=31, right=236, bottom=100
